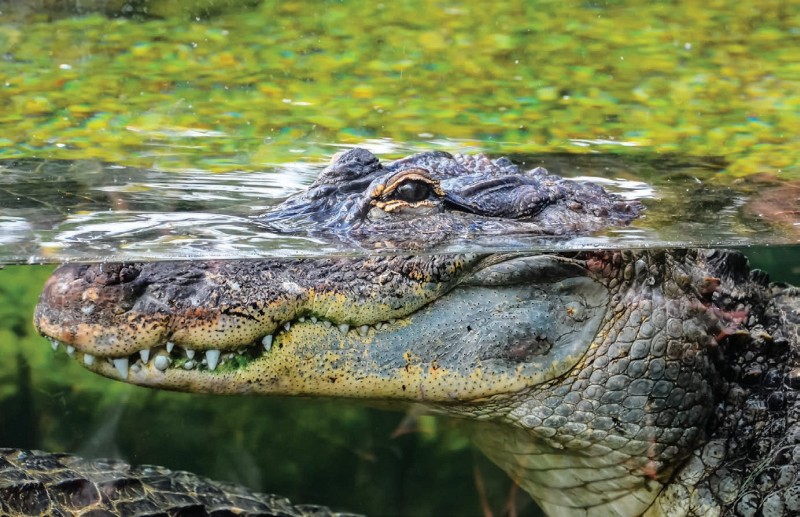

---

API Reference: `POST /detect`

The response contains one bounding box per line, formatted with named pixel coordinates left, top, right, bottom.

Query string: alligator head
left=35, top=151, right=798, bottom=515
left=257, top=148, right=641, bottom=247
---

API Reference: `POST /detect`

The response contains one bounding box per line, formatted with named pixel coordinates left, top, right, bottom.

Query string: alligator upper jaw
left=36, top=254, right=609, bottom=403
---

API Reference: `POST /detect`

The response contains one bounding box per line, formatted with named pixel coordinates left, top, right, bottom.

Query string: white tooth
left=185, top=349, right=195, bottom=359
left=139, top=349, right=151, bottom=363
left=50, top=339, right=59, bottom=351
left=323, top=320, right=332, bottom=328
left=358, top=325, right=369, bottom=337
left=131, top=363, right=141, bottom=373
left=299, top=316, right=305, bottom=322
left=166, top=341, right=175, bottom=353
left=284, top=321, right=292, bottom=331
left=153, top=355, right=170, bottom=371
left=113, top=358, right=129, bottom=379
left=205, top=350, right=221, bottom=371
left=83, top=354, right=95, bottom=366
left=389, top=318, right=397, bottom=324
left=237, top=348, right=245, bottom=355
left=225, top=353, right=235, bottom=360
left=311, top=316, right=318, bottom=323
left=338, top=324, right=350, bottom=334
left=183, top=360, right=195, bottom=370
left=66, top=345, right=75, bottom=356
left=262, top=335, right=273, bottom=352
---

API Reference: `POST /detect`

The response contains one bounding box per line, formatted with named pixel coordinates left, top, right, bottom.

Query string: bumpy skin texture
left=34, top=250, right=800, bottom=516
left=0, top=448, right=354, bottom=517
left=258, top=148, right=641, bottom=247
left=473, top=250, right=800, bottom=516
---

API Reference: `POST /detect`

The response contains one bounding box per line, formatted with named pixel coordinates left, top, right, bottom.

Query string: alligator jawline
left=48, top=314, right=400, bottom=381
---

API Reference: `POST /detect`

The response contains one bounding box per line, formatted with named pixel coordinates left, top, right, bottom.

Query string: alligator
left=26, top=149, right=800, bottom=515
left=0, top=448, right=352, bottom=516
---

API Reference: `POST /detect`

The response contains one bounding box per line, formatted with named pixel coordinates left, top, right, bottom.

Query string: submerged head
left=34, top=253, right=608, bottom=403
left=36, top=242, right=744, bottom=516
left=36, top=150, right=673, bottom=514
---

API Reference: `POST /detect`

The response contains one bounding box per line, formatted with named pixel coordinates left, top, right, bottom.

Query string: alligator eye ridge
left=392, top=180, right=434, bottom=203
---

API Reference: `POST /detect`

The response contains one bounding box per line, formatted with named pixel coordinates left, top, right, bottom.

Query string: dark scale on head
left=258, top=148, right=642, bottom=248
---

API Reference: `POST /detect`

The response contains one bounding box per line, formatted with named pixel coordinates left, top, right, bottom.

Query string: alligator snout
left=35, top=262, right=171, bottom=357
left=34, top=256, right=477, bottom=383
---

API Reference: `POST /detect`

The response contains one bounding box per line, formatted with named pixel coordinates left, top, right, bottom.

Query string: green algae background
left=1, top=0, right=798, bottom=176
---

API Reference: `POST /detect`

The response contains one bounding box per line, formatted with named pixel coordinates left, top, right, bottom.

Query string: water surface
left=1, top=151, right=797, bottom=264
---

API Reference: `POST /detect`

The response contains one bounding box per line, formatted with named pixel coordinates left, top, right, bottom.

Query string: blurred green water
left=0, top=0, right=798, bottom=177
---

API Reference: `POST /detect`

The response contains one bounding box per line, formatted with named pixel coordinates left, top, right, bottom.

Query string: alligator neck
left=471, top=420, right=668, bottom=516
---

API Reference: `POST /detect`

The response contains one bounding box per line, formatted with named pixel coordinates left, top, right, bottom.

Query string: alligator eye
left=392, top=180, right=433, bottom=203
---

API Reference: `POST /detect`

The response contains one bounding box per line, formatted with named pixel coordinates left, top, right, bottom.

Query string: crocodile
left=29, top=149, right=800, bottom=516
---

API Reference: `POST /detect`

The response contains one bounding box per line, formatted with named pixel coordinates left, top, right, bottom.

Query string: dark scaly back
left=0, top=448, right=358, bottom=516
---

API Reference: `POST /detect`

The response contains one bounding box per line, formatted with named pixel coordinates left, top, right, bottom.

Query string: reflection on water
left=1, top=152, right=797, bottom=264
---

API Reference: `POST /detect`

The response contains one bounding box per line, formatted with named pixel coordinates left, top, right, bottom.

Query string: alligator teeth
left=113, top=358, right=129, bottom=379
left=206, top=349, right=220, bottom=371
left=49, top=315, right=400, bottom=376
left=153, top=354, right=170, bottom=371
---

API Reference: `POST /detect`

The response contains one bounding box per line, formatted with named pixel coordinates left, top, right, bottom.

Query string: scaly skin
left=34, top=250, right=800, bottom=516
left=0, top=448, right=354, bottom=516
left=257, top=148, right=641, bottom=248
left=31, top=151, right=799, bottom=515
